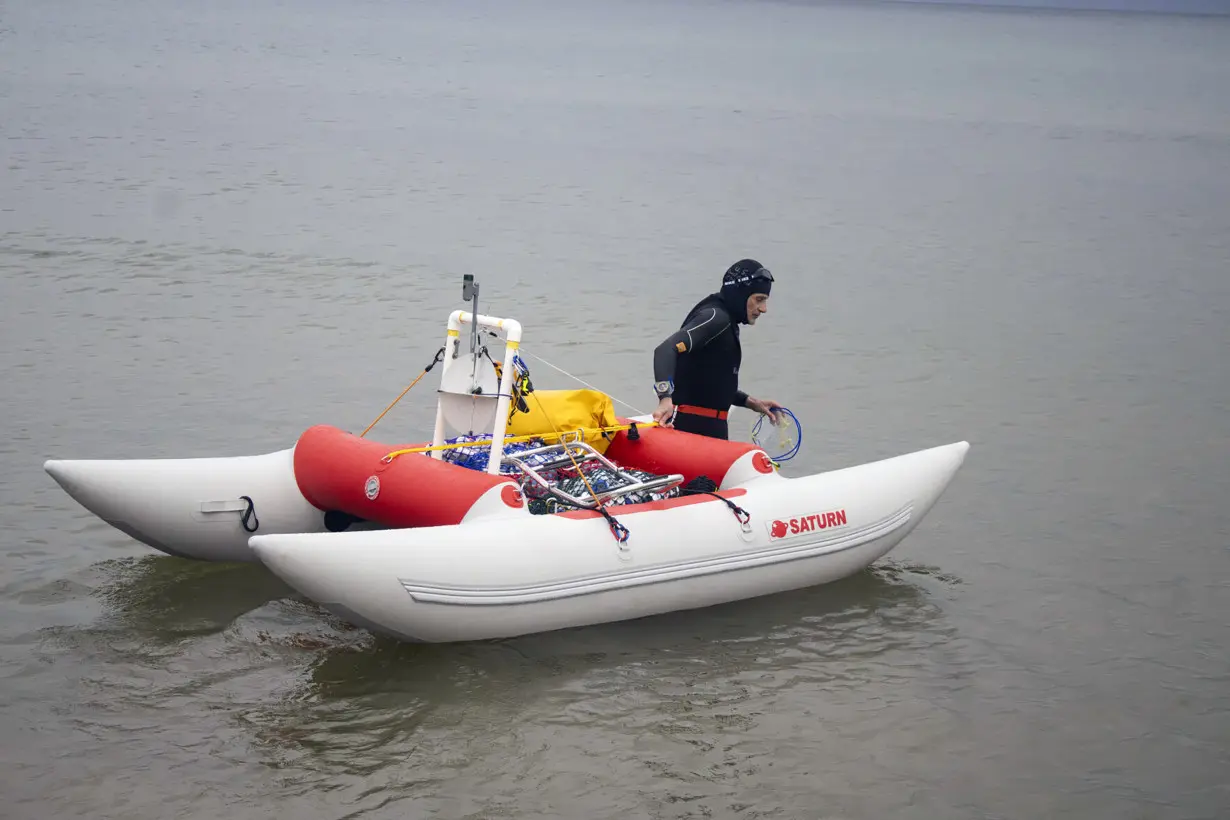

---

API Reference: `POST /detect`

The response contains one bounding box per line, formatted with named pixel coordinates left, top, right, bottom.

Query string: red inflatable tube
left=293, top=419, right=760, bottom=530
left=603, top=418, right=760, bottom=489
left=292, top=425, right=512, bottom=529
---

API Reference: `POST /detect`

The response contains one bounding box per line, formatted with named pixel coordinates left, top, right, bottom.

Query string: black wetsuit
left=652, top=293, right=748, bottom=440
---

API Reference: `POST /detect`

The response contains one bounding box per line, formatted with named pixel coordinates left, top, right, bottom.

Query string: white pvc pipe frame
left=431, top=310, right=524, bottom=475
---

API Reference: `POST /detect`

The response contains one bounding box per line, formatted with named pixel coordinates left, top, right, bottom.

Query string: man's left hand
left=746, top=397, right=784, bottom=424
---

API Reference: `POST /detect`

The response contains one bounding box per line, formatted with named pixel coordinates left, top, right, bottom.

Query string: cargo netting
left=437, top=433, right=680, bottom=514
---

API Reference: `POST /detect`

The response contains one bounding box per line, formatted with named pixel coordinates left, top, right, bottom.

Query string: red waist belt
left=675, top=404, right=728, bottom=420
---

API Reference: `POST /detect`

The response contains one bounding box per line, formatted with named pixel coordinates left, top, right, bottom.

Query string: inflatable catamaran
left=44, top=275, right=970, bottom=642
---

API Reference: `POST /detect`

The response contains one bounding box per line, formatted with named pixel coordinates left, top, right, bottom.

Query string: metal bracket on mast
left=458, top=273, right=479, bottom=359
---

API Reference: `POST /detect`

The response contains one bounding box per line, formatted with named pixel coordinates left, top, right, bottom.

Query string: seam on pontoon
left=399, top=503, right=913, bottom=606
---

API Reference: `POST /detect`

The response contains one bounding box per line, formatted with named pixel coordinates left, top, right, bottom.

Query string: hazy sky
left=885, top=0, right=1230, bottom=13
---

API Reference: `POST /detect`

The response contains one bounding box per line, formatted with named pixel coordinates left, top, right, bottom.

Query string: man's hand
left=652, top=396, right=675, bottom=427
left=745, top=396, right=784, bottom=425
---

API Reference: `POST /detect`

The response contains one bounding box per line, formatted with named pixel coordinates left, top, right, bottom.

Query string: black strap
left=597, top=506, right=630, bottom=543
left=540, top=493, right=630, bottom=543
left=239, top=495, right=259, bottom=533
left=680, top=486, right=751, bottom=526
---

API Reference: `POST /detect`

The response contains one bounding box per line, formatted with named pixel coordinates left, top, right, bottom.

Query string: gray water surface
left=3, top=1, right=1229, bottom=817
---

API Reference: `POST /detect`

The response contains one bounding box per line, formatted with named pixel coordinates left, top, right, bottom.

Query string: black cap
left=720, top=259, right=773, bottom=323
left=723, top=259, right=772, bottom=293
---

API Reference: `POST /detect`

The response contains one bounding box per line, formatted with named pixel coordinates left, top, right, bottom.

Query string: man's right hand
left=652, top=397, right=675, bottom=428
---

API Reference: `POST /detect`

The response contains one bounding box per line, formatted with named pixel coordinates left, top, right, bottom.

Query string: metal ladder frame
left=502, top=439, right=684, bottom=509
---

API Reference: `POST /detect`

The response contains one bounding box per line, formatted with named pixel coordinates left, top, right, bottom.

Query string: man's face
left=746, top=293, right=769, bottom=324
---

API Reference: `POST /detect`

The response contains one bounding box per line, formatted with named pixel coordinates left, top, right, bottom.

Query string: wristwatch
left=654, top=379, right=674, bottom=398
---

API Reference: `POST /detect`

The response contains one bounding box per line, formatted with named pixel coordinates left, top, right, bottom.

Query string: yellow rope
left=523, top=390, right=605, bottom=508
left=380, top=420, right=657, bottom=462
left=359, top=368, right=433, bottom=438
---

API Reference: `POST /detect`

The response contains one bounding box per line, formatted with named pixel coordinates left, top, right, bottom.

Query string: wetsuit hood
left=720, top=258, right=773, bottom=324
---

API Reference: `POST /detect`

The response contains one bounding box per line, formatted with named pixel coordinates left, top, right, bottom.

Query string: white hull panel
left=44, top=448, right=331, bottom=562
left=249, top=441, right=970, bottom=642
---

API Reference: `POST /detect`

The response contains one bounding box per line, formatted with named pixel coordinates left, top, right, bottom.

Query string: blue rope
left=440, top=434, right=551, bottom=474
left=751, top=407, right=802, bottom=462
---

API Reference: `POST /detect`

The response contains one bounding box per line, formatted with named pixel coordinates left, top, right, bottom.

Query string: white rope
left=519, top=349, right=649, bottom=417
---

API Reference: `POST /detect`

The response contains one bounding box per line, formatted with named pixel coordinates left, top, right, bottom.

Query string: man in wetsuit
left=650, top=258, right=784, bottom=439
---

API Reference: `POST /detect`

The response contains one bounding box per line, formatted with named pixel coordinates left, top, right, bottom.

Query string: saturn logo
left=767, top=508, right=849, bottom=540
left=364, top=475, right=380, bottom=500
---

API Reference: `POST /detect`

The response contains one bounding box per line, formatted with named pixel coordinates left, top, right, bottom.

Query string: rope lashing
left=358, top=347, right=446, bottom=438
